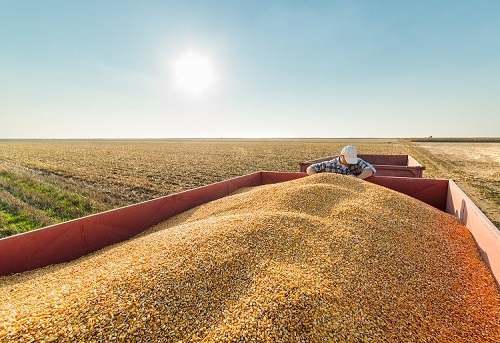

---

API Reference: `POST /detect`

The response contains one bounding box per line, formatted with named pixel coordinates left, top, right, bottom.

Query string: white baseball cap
left=341, top=145, right=358, bottom=164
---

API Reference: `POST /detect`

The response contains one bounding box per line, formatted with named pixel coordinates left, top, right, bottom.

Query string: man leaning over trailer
left=306, top=145, right=376, bottom=180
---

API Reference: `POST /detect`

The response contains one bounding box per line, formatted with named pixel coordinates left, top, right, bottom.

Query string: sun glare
left=173, top=52, right=215, bottom=94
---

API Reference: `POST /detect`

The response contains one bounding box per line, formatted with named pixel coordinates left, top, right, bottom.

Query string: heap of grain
left=1, top=173, right=499, bottom=342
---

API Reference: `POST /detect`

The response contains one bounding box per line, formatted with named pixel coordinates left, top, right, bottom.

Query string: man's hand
left=306, top=166, right=316, bottom=175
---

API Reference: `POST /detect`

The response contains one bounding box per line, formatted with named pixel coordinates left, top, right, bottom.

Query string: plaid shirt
left=310, top=157, right=376, bottom=176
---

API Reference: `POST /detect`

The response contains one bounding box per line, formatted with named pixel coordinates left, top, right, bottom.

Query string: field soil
left=0, top=139, right=498, bottom=236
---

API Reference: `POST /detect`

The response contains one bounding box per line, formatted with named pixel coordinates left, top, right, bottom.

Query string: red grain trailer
left=299, top=154, right=425, bottom=177
left=0, top=172, right=498, bottom=290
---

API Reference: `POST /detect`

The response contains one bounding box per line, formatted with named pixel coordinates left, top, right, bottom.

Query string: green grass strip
left=0, top=170, right=94, bottom=223
left=0, top=201, right=44, bottom=238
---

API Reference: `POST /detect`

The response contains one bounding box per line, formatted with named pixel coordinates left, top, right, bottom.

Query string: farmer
left=306, top=145, right=376, bottom=180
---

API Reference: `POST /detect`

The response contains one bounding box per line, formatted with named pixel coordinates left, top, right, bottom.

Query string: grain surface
left=1, top=173, right=499, bottom=342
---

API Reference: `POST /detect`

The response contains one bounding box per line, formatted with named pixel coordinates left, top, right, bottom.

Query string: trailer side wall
left=446, top=180, right=500, bottom=288
left=1, top=172, right=498, bottom=290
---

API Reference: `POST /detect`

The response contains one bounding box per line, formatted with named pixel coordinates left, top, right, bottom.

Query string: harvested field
left=1, top=173, right=499, bottom=342
left=0, top=138, right=498, bottom=236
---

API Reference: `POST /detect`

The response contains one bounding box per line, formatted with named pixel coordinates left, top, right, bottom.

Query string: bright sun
left=173, top=52, right=215, bottom=94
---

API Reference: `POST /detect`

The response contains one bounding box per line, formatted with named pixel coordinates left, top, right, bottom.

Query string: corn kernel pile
left=1, top=173, right=499, bottom=342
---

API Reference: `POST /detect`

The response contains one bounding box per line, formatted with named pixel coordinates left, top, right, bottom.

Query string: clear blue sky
left=1, top=1, right=499, bottom=138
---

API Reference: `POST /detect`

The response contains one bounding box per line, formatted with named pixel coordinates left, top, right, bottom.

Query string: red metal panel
left=407, top=155, right=422, bottom=167
left=367, top=176, right=449, bottom=211
left=0, top=221, right=88, bottom=275
left=358, top=154, right=409, bottom=165
left=0, top=199, right=176, bottom=276
left=0, top=172, right=264, bottom=276
left=369, top=166, right=424, bottom=178
left=79, top=199, right=174, bottom=253
left=446, top=180, right=500, bottom=288
left=299, top=154, right=425, bottom=177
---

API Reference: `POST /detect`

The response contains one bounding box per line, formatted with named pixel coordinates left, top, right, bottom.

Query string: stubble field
left=0, top=138, right=498, bottom=238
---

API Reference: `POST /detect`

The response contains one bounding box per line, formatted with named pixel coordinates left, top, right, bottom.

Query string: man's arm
left=356, top=169, right=373, bottom=179
left=356, top=159, right=376, bottom=179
